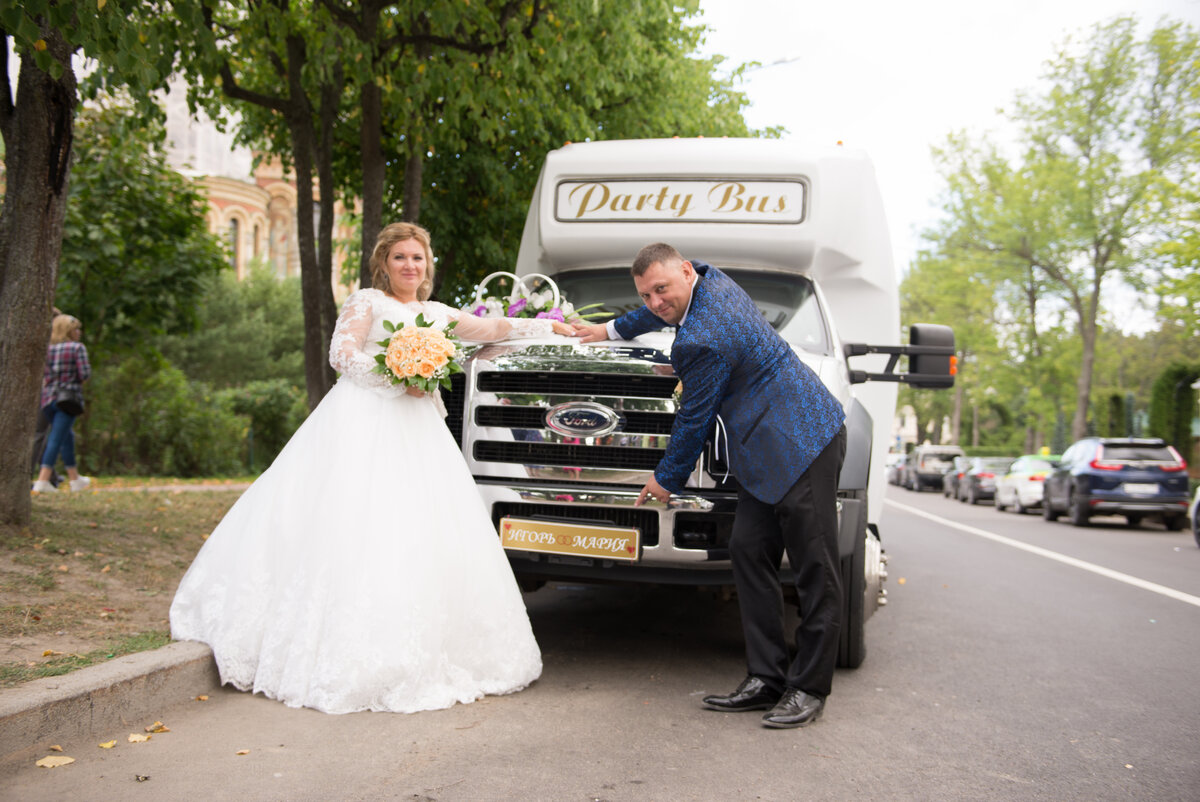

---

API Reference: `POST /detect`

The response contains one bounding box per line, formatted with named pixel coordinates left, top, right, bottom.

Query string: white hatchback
left=995, top=454, right=1059, bottom=514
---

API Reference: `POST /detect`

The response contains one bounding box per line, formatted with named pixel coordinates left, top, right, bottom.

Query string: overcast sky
left=696, top=0, right=1200, bottom=280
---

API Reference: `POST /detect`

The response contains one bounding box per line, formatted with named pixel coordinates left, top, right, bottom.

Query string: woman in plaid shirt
left=32, top=315, right=92, bottom=493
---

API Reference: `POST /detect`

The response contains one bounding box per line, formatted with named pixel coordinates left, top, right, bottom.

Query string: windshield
left=1102, top=444, right=1176, bottom=462
left=548, top=266, right=830, bottom=353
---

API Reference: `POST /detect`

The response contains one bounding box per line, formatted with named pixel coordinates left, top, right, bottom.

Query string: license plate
left=1123, top=483, right=1158, bottom=495
left=499, top=517, right=640, bottom=562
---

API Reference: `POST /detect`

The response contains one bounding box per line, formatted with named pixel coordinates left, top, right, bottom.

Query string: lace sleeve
left=434, top=303, right=555, bottom=342
left=329, top=291, right=391, bottom=389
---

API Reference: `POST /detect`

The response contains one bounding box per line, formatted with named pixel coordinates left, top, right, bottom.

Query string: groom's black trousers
left=729, top=425, right=846, bottom=699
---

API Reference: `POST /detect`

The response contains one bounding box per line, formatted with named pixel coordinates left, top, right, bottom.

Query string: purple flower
left=473, top=305, right=487, bottom=317
left=536, top=308, right=566, bottom=322
left=507, top=298, right=528, bottom=317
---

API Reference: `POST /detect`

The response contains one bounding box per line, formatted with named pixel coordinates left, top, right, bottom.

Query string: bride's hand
left=551, top=321, right=576, bottom=336
left=405, top=386, right=427, bottom=397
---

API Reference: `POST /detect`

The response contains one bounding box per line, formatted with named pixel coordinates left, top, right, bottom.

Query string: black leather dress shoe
left=702, top=676, right=782, bottom=711
left=762, top=688, right=824, bottom=728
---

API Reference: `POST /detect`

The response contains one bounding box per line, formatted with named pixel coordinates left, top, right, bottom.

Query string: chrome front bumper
left=477, top=481, right=740, bottom=575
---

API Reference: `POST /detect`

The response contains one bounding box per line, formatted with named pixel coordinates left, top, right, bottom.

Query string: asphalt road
left=3, top=487, right=1198, bottom=801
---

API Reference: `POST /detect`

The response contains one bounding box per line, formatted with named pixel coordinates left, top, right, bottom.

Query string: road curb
left=0, top=641, right=219, bottom=758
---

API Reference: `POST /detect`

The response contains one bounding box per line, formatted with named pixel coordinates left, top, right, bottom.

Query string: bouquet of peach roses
left=372, top=314, right=464, bottom=392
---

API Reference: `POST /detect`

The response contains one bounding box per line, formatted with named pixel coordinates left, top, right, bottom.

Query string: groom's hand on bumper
left=635, top=476, right=670, bottom=506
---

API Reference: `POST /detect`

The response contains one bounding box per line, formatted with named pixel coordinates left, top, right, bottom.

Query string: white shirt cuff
left=606, top=320, right=621, bottom=340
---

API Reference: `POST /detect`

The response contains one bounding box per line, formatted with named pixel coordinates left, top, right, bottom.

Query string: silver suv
left=903, top=445, right=965, bottom=492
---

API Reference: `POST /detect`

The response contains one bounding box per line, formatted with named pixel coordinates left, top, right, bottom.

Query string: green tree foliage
left=158, top=261, right=306, bottom=389
left=54, top=99, right=226, bottom=353
left=415, top=1, right=765, bottom=304
left=168, top=0, right=345, bottom=410
left=157, top=261, right=311, bottom=471
left=911, top=16, right=1200, bottom=449
left=82, top=354, right=246, bottom=477
left=1148, top=362, right=1200, bottom=458
left=1157, top=201, right=1200, bottom=339
left=217, top=379, right=308, bottom=472
left=77, top=259, right=309, bottom=478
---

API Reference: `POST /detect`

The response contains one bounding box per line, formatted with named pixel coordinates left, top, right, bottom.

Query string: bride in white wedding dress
left=170, top=222, right=574, bottom=714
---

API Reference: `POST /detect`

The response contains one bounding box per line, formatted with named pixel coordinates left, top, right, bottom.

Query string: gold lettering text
left=568, top=183, right=610, bottom=218
left=610, top=194, right=634, bottom=212
left=709, top=182, right=787, bottom=215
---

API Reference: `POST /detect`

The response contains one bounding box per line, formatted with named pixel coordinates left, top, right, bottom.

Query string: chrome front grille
left=473, top=441, right=665, bottom=471
left=474, top=404, right=675, bottom=435
left=460, top=344, right=681, bottom=486
left=477, top=371, right=678, bottom=398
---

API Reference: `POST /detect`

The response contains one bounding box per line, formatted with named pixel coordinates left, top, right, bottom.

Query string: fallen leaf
left=195, top=695, right=209, bottom=702
left=128, top=733, right=151, bottom=743
left=145, top=721, right=170, bottom=733
left=36, top=755, right=75, bottom=768
left=236, top=749, right=250, bottom=755
left=101, top=565, right=112, bottom=573
left=897, top=577, right=906, bottom=585
left=98, top=740, right=116, bottom=749
left=49, top=745, right=63, bottom=752
left=135, top=775, right=150, bottom=782
left=43, top=650, right=63, bottom=657
left=57, top=565, right=69, bottom=572
left=74, top=551, right=86, bottom=557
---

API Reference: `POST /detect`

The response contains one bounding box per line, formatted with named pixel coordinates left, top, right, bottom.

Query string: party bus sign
left=555, top=179, right=806, bottom=224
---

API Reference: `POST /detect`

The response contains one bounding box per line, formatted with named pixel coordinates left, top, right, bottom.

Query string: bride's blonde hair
left=369, top=223, right=436, bottom=301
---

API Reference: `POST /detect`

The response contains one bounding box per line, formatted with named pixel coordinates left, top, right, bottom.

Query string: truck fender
left=837, top=397, right=872, bottom=493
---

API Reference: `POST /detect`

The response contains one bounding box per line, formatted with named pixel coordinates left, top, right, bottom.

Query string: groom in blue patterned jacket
left=573, top=242, right=847, bottom=728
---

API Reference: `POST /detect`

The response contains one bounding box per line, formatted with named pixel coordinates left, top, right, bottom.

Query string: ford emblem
left=544, top=402, right=622, bottom=438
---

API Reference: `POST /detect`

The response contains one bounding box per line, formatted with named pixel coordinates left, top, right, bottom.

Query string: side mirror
left=844, top=323, right=956, bottom=388
left=908, top=324, right=956, bottom=388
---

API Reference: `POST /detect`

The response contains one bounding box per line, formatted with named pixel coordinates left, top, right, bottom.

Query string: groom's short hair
left=632, top=243, right=684, bottom=277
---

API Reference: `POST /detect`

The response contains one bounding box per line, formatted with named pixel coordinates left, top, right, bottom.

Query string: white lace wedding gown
left=170, top=289, right=552, bottom=714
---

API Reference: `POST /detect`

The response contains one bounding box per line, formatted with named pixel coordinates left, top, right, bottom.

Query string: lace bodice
left=329, top=288, right=556, bottom=395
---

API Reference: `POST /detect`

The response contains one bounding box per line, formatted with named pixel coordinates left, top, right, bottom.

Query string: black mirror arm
left=844, top=342, right=957, bottom=386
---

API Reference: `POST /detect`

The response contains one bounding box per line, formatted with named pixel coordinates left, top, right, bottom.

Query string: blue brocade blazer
left=613, top=262, right=845, bottom=505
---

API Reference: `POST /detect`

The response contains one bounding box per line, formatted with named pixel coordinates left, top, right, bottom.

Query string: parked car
left=886, top=452, right=907, bottom=486
left=903, top=445, right=965, bottom=492
left=1190, top=486, right=1199, bottom=548
left=994, top=454, right=1060, bottom=514
left=1042, top=438, right=1190, bottom=528
left=942, top=456, right=972, bottom=498
left=957, top=457, right=1015, bottom=504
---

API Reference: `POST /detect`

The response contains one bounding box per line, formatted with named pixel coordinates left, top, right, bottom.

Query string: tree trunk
left=284, top=35, right=337, bottom=411
left=401, top=147, right=423, bottom=222
left=358, top=79, right=384, bottom=288
left=0, top=33, right=76, bottom=525
left=316, top=68, right=340, bottom=380
left=950, top=372, right=963, bottom=444
left=1070, top=283, right=1102, bottom=441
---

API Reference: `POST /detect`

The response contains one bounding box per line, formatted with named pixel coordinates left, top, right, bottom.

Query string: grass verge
left=1, top=484, right=243, bottom=688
